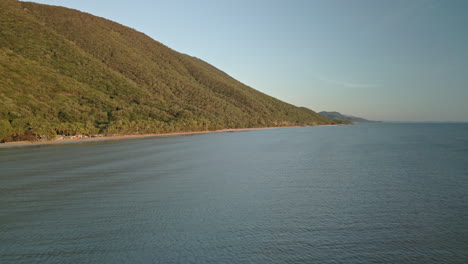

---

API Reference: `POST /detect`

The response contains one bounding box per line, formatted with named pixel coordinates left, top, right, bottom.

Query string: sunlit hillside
left=0, top=0, right=342, bottom=141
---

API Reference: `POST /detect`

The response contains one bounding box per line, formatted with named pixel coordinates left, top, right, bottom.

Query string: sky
left=28, top=0, right=468, bottom=122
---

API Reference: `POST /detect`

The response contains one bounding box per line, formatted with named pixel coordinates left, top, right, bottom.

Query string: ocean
left=1, top=123, right=467, bottom=263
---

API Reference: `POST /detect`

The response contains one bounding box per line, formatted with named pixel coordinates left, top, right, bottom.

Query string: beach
left=0, top=127, right=280, bottom=148
left=0, top=125, right=345, bottom=148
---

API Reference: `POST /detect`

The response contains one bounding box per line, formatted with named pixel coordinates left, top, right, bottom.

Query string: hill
left=319, top=111, right=377, bottom=123
left=0, top=0, right=343, bottom=141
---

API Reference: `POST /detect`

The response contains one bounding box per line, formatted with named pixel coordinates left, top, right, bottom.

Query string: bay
left=1, top=123, right=467, bottom=263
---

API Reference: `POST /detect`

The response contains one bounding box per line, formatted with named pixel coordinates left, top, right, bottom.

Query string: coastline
left=0, top=125, right=343, bottom=149
left=0, top=126, right=292, bottom=148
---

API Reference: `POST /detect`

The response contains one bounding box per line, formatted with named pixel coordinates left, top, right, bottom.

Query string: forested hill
left=0, top=0, right=342, bottom=141
left=319, top=111, right=377, bottom=123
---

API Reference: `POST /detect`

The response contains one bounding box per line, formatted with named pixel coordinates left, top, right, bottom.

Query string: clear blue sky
left=29, top=0, right=468, bottom=121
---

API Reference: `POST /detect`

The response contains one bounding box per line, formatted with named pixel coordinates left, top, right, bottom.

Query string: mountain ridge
left=0, top=0, right=345, bottom=141
left=319, top=111, right=378, bottom=123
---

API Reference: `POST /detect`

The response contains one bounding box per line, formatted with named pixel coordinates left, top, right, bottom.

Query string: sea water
left=1, top=123, right=467, bottom=263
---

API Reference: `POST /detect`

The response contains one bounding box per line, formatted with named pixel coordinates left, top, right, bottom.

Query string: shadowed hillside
left=0, top=0, right=342, bottom=141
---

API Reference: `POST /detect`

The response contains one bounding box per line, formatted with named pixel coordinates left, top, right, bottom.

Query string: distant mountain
left=0, top=0, right=342, bottom=141
left=319, top=111, right=378, bottom=123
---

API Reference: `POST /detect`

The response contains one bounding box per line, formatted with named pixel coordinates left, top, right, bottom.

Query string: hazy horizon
left=27, top=0, right=468, bottom=122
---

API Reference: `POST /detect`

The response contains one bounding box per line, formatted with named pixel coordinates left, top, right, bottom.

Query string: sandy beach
left=0, top=127, right=280, bottom=148
left=0, top=125, right=345, bottom=149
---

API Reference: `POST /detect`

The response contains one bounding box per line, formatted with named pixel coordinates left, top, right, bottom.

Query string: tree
left=0, top=120, right=13, bottom=140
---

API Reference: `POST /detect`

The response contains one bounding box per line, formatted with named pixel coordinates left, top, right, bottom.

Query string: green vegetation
left=0, top=0, right=345, bottom=142
left=319, top=111, right=378, bottom=123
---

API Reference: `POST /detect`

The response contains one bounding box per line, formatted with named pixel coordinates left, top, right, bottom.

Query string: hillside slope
left=319, top=111, right=377, bottom=123
left=0, top=0, right=341, bottom=141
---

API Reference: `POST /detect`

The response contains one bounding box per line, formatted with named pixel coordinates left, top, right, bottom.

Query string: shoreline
left=0, top=126, right=279, bottom=148
left=0, top=125, right=342, bottom=149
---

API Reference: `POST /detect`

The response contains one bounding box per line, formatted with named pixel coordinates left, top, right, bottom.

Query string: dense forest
left=0, top=0, right=345, bottom=142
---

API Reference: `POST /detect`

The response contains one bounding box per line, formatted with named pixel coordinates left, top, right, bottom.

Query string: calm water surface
left=1, top=123, right=467, bottom=263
